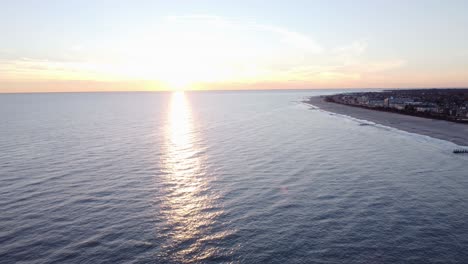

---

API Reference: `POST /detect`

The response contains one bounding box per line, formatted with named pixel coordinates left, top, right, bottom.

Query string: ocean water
left=1, top=90, right=468, bottom=264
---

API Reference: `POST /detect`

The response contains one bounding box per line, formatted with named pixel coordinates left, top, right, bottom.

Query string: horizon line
left=2, top=87, right=468, bottom=95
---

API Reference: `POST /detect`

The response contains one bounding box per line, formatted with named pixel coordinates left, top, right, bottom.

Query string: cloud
left=332, top=40, right=368, bottom=56
left=255, top=25, right=323, bottom=54
left=0, top=58, right=113, bottom=81
left=359, top=59, right=407, bottom=73
left=166, top=15, right=323, bottom=54
left=1, top=15, right=409, bottom=91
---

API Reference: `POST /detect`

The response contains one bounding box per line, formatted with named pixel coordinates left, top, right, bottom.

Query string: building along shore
left=306, top=96, right=468, bottom=146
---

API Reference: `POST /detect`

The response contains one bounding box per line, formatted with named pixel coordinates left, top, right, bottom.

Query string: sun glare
left=163, top=77, right=193, bottom=91
left=158, top=91, right=222, bottom=261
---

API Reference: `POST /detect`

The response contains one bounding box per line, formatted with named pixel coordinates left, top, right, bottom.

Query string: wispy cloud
left=332, top=41, right=368, bottom=56
left=166, top=15, right=323, bottom=54
left=0, top=15, right=408, bottom=90
left=0, top=58, right=113, bottom=80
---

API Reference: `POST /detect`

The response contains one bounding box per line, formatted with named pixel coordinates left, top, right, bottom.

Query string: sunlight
left=167, top=91, right=192, bottom=147
left=159, top=91, right=222, bottom=261
left=162, top=77, right=193, bottom=91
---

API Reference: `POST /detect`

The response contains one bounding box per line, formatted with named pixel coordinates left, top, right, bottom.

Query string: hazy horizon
left=3, top=87, right=468, bottom=94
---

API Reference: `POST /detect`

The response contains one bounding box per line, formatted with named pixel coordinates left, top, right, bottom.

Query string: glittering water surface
left=1, top=91, right=468, bottom=263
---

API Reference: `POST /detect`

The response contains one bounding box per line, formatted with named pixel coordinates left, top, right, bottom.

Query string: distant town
left=324, top=89, right=468, bottom=123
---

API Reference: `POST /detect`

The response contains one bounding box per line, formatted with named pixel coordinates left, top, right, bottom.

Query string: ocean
left=1, top=90, right=468, bottom=263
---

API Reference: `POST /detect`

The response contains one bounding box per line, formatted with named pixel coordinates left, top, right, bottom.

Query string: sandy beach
left=306, top=96, right=468, bottom=146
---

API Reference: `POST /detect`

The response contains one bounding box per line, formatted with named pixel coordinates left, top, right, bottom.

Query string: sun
left=159, top=68, right=203, bottom=91
left=163, top=77, right=193, bottom=91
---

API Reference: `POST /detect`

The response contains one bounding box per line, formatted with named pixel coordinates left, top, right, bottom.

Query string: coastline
left=306, top=96, right=468, bottom=146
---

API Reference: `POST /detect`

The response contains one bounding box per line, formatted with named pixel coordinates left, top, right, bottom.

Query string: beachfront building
left=356, top=96, right=369, bottom=105
left=415, top=105, right=439, bottom=113
left=324, top=89, right=468, bottom=123
left=384, top=97, right=414, bottom=109
left=367, top=99, right=385, bottom=108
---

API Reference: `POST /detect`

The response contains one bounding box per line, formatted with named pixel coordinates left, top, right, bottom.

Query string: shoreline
left=306, top=96, right=468, bottom=146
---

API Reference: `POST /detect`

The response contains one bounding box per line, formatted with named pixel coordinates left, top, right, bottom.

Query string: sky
left=1, top=0, right=468, bottom=93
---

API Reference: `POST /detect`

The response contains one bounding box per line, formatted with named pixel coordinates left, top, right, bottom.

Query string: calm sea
left=1, top=90, right=468, bottom=263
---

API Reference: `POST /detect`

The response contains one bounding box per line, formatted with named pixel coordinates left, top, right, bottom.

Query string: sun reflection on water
left=160, top=91, right=224, bottom=262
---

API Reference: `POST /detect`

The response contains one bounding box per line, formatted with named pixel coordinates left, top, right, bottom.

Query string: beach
left=306, top=96, right=468, bottom=146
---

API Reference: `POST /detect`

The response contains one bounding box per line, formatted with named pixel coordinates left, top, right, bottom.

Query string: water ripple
left=1, top=91, right=468, bottom=263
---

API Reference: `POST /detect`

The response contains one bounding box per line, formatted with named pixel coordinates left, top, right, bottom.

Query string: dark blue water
left=1, top=91, right=468, bottom=263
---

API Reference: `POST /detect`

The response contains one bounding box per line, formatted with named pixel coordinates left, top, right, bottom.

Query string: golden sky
left=1, top=2, right=468, bottom=92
